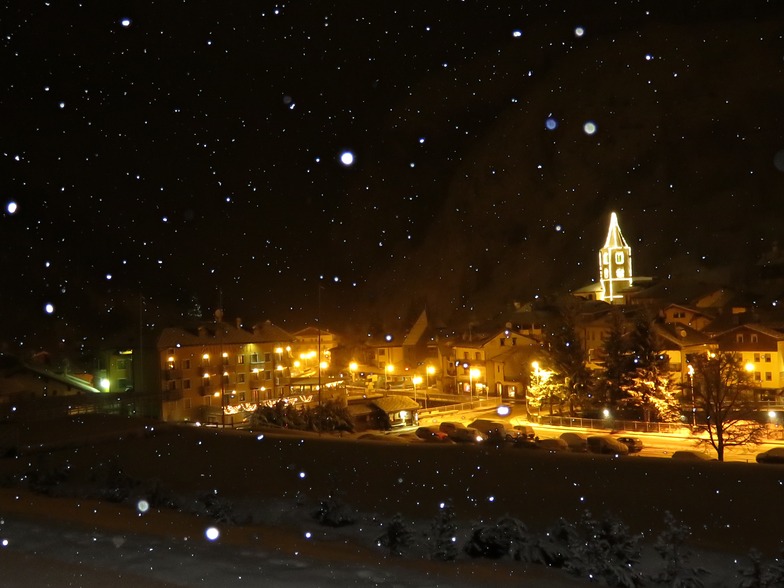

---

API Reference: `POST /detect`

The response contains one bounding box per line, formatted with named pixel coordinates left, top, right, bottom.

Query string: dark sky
left=1, top=1, right=783, bottom=355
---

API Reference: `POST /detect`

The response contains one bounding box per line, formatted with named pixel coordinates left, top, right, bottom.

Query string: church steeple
left=598, top=212, right=632, bottom=304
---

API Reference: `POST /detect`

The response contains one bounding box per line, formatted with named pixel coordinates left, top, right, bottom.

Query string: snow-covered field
left=0, top=415, right=782, bottom=586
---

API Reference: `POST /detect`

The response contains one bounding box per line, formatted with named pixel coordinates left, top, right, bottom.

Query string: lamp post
left=386, top=364, right=394, bottom=392
left=687, top=364, right=695, bottom=427
left=469, top=368, right=479, bottom=402
left=426, top=365, right=435, bottom=409
left=349, top=361, right=358, bottom=384
left=412, top=375, right=422, bottom=404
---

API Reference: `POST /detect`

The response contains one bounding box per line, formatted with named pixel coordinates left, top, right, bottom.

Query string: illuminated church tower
left=598, top=212, right=632, bottom=304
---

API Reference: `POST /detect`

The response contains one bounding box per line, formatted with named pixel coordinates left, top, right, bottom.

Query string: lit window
left=615, top=251, right=624, bottom=264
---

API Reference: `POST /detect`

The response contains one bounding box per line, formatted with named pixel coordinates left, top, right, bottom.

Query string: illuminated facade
left=156, top=318, right=296, bottom=424
left=599, top=212, right=633, bottom=304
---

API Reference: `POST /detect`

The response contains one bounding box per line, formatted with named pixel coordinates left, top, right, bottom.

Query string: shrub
left=313, top=490, right=356, bottom=527
left=376, top=513, right=413, bottom=557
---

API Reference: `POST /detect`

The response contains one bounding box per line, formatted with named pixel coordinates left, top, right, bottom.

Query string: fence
left=532, top=414, right=690, bottom=435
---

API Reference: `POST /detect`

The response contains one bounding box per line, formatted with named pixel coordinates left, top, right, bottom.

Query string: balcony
left=163, top=369, right=183, bottom=380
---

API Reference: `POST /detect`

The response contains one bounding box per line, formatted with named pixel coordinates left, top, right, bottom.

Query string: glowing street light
left=425, top=365, right=435, bottom=408
left=412, top=375, right=422, bottom=403
left=349, top=361, right=358, bottom=383
left=469, top=368, right=480, bottom=401
left=687, top=364, right=696, bottom=427
left=386, top=364, right=394, bottom=390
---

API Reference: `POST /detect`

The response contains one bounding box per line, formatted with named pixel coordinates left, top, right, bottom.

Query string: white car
left=587, top=435, right=629, bottom=455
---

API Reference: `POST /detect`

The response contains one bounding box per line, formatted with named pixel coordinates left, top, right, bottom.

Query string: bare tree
left=689, top=352, right=765, bottom=461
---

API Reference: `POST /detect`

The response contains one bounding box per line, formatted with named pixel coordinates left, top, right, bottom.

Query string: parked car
left=756, top=447, right=784, bottom=464
left=439, top=421, right=486, bottom=443
left=671, top=450, right=715, bottom=461
left=512, top=425, right=537, bottom=442
left=468, top=419, right=524, bottom=444
left=560, top=432, right=589, bottom=452
left=587, top=435, right=629, bottom=455
left=617, top=436, right=644, bottom=454
left=415, top=426, right=451, bottom=443
left=536, top=437, right=569, bottom=451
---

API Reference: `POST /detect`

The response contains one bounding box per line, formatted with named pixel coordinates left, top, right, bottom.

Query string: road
left=406, top=404, right=780, bottom=463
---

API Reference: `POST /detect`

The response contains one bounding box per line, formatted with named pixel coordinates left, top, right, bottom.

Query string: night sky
left=2, top=2, right=783, bottom=356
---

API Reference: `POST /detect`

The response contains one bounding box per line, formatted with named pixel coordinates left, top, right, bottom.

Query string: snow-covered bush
left=737, top=548, right=784, bottom=588
left=89, top=457, right=137, bottom=503
left=651, top=510, right=708, bottom=587
left=312, top=489, right=356, bottom=527
left=564, top=511, right=643, bottom=587
left=24, top=456, right=71, bottom=496
left=198, top=489, right=239, bottom=524
left=427, top=501, right=458, bottom=561
left=376, top=513, right=414, bottom=557
left=464, top=515, right=543, bottom=563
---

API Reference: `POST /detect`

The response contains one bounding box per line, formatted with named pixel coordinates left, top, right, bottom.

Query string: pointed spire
left=603, top=212, right=629, bottom=250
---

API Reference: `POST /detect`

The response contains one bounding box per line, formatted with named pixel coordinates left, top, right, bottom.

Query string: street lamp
left=386, top=364, right=394, bottom=391
left=349, top=361, right=358, bottom=384
left=469, top=368, right=480, bottom=401
left=426, top=365, right=435, bottom=409
left=687, top=364, right=696, bottom=427
left=412, top=375, right=422, bottom=404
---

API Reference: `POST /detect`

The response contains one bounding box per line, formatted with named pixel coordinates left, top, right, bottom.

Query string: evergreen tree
left=599, top=309, right=633, bottom=405
left=544, top=298, right=592, bottom=415
left=652, top=511, right=707, bottom=587
left=376, top=513, right=413, bottom=557
left=428, top=501, right=458, bottom=561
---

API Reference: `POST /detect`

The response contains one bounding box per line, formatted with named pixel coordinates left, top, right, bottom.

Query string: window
left=475, top=352, right=481, bottom=361
left=250, top=353, right=260, bottom=364
left=499, top=338, right=505, bottom=346
left=378, top=348, right=386, bottom=356
left=183, top=379, right=191, bottom=390
left=185, top=398, right=192, bottom=409
left=264, top=352, right=272, bottom=363
left=463, top=352, right=469, bottom=360
left=237, top=354, right=245, bottom=364
left=766, top=372, right=773, bottom=381
left=264, top=370, right=272, bottom=380
left=184, top=359, right=191, bottom=369
left=117, top=359, right=127, bottom=370
left=615, top=251, right=624, bottom=264
left=167, top=381, right=176, bottom=391
left=237, top=373, right=246, bottom=384
left=751, top=334, right=759, bottom=343
left=511, top=337, right=517, bottom=346
left=754, top=353, right=761, bottom=362
left=764, top=353, right=772, bottom=363
left=755, top=372, right=762, bottom=381
left=603, top=252, right=609, bottom=264
left=736, top=334, right=744, bottom=343
left=239, top=391, right=246, bottom=401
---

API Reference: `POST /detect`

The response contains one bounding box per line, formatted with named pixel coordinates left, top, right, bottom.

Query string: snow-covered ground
left=0, top=415, right=781, bottom=586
